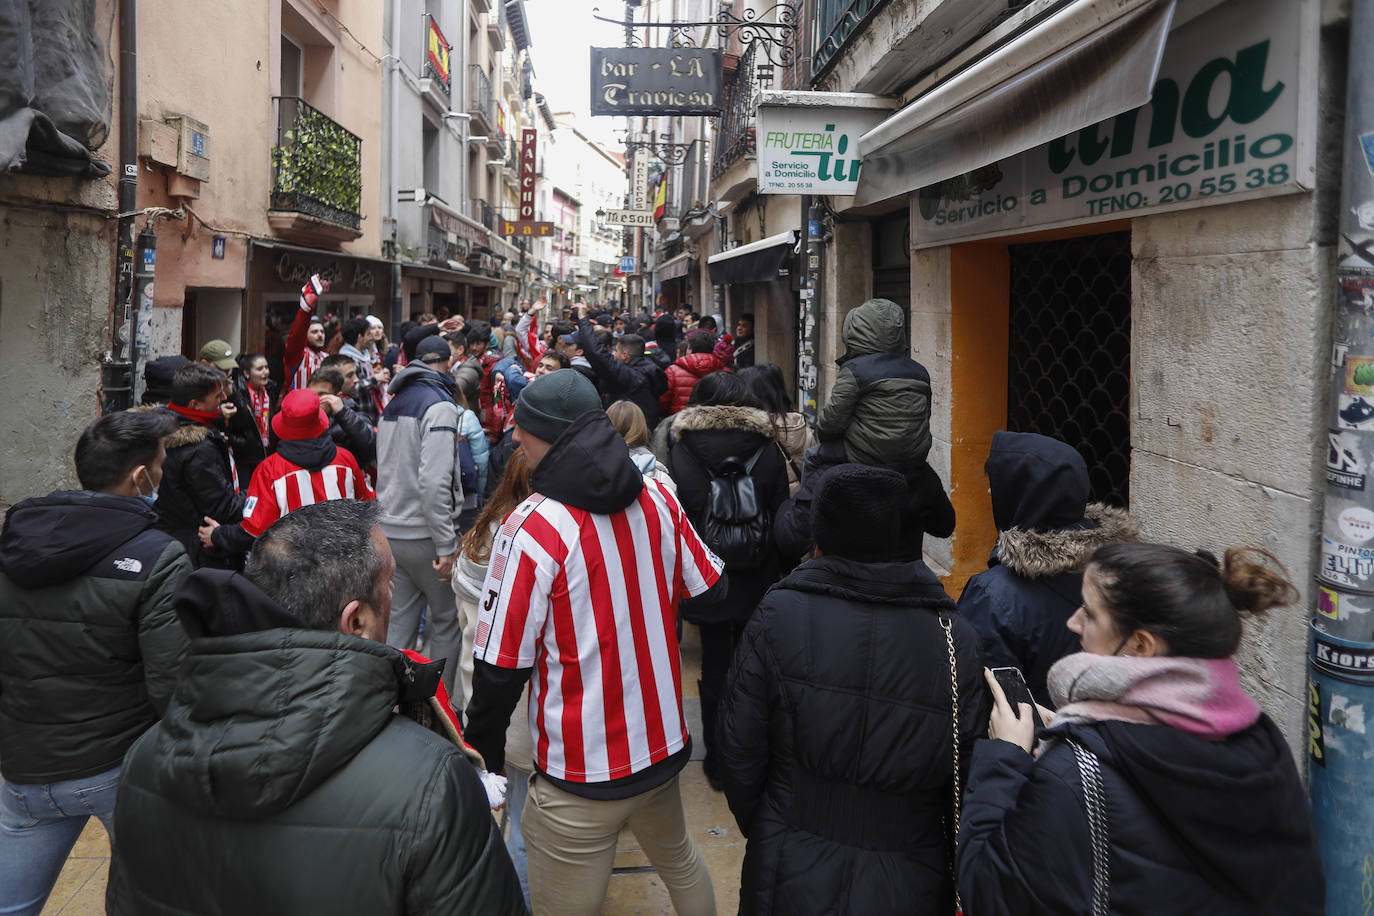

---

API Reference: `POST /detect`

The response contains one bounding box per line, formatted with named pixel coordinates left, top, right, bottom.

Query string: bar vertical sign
left=520, top=128, right=538, bottom=220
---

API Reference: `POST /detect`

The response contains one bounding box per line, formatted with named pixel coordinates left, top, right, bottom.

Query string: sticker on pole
left=1328, top=431, right=1368, bottom=491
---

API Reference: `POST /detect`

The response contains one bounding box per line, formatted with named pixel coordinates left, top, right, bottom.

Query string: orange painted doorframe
left=946, top=242, right=1009, bottom=597
left=942, top=221, right=1130, bottom=597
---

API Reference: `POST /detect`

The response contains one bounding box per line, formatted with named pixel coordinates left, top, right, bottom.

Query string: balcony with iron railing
left=812, top=0, right=891, bottom=80
left=268, top=96, right=363, bottom=242
left=467, top=65, right=495, bottom=134
left=712, top=42, right=757, bottom=181
left=420, top=15, right=452, bottom=111
left=469, top=198, right=496, bottom=231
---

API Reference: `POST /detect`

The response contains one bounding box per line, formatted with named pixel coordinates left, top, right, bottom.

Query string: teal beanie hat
left=513, top=369, right=603, bottom=443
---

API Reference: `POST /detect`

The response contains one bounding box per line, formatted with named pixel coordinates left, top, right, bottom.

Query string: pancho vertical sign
left=502, top=128, right=554, bottom=237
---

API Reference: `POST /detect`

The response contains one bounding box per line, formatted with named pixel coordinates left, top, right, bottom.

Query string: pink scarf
left=1047, top=653, right=1260, bottom=740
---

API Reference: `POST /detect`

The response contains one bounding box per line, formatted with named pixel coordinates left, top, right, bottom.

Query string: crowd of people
left=0, top=279, right=1324, bottom=915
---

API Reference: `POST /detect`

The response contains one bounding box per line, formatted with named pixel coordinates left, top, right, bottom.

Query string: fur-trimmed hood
left=166, top=420, right=213, bottom=450
left=995, top=502, right=1139, bottom=578
left=672, top=404, right=773, bottom=437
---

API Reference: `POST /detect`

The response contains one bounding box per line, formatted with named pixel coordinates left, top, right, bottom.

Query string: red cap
left=271, top=389, right=329, bottom=441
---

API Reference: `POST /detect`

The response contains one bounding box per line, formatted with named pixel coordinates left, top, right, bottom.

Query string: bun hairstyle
left=1086, top=542, right=1300, bottom=658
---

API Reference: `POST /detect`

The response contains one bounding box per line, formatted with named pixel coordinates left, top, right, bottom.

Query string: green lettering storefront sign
left=911, top=0, right=1317, bottom=248
left=756, top=93, right=896, bottom=195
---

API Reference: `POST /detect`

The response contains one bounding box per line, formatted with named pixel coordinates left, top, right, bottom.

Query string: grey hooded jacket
left=815, top=298, right=932, bottom=469
left=377, top=364, right=464, bottom=554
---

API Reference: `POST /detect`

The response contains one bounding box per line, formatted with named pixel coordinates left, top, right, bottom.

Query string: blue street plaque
left=212, top=236, right=226, bottom=259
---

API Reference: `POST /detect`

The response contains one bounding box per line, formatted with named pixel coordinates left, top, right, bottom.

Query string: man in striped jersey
left=283, top=273, right=330, bottom=392
left=464, top=369, right=726, bottom=916
left=200, top=389, right=372, bottom=559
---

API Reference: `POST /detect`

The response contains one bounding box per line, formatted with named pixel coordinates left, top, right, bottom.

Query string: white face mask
left=135, top=467, right=158, bottom=505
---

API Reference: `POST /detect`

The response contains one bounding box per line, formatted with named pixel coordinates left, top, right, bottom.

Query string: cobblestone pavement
left=39, top=625, right=745, bottom=915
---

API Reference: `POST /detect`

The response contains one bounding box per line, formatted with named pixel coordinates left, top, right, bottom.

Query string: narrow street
left=36, top=626, right=746, bottom=916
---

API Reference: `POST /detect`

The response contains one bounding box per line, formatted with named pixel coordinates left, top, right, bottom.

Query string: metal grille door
left=1007, top=232, right=1132, bottom=506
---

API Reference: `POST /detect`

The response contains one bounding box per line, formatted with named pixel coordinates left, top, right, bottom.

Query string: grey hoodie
left=376, top=364, right=464, bottom=554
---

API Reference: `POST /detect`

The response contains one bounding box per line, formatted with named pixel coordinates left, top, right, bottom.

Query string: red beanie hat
left=271, top=389, right=329, bottom=441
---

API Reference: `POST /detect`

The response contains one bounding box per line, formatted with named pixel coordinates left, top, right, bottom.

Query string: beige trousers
left=453, top=594, right=478, bottom=714
left=522, top=771, right=715, bottom=916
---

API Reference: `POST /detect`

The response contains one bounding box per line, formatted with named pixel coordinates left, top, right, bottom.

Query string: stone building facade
left=787, top=0, right=1349, bottom=756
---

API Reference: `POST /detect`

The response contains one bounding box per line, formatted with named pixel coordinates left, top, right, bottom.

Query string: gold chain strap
left=941, top=615, right=963, bottom=914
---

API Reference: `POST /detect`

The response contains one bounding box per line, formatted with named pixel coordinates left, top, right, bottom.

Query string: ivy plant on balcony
left=271, top=100, right=363, bottom=229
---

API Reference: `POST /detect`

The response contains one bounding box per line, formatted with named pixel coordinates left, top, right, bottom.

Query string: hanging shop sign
left=426, top=16, right=451, bottom=92
left=632, top=152, right=650, bottom=211
left=603, top=209, right=655, bottom=227
left=589, top=48, right=722, bottom=116
left=518, top=127, right=538, bottom=221
left=756, top=92, right=896, bottom=195
left=501, top=219, right=555, bottom=237
left=909, top=0, right=1316, bottom=248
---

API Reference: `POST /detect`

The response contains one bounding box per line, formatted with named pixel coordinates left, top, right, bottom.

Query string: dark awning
left=854, top=0, right=1175, bottom=206
left=708, top=230, right=797, bottom=285
left=506, top=0, right=531, bottom=52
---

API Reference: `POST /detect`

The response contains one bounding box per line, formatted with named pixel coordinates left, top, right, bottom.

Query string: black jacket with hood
left=106, top=568, right=526, bottom=916
left=156, top=413, right=246, bottom=568
left=0, top=492, right=190, bottom=784
left=956, top=431, right=1138, bottom=704
left=718, top=556, right=990, bottom=916
left=463, top=410, right=727, bottom=799
left=668, top=404, right=790, bottom=623
left=957, top=716, right=1324, bottom=915
left=577, top=317, right=669, bottom=428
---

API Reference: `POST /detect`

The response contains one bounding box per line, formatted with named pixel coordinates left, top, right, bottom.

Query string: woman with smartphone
left=956, top=543, right=1323, bottom=915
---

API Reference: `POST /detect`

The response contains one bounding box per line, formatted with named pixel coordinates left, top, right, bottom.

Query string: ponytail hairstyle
left=1086, top=542, right=1299, bottom=658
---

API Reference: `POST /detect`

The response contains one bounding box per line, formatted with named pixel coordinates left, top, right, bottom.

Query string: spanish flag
left=653, top=176, right=667, bottom=221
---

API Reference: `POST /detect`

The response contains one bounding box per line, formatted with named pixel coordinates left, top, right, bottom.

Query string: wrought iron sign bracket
left=624, top=131, right=693, bottom=166
left=592, top=2, right=799, bottom=66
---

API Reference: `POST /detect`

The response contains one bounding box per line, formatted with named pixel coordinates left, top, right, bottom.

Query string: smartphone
left=991, top=667, right=1045, bottom=730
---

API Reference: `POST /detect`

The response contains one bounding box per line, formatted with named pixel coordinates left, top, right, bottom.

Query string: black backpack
left=691, top=442, right=772, bottom=570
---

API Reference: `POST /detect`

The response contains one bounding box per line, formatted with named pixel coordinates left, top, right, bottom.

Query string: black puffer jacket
left=669, top=404, right=789, bottom=623
left=958, top=431, right=1139, bottom=705
left=718, top=556, right=990, bottom=915
left=773, top=446, right=955, bottom=564
left=107, top=569, right=526, bottom=915
left=957, top=716, right=1323, bottom=915
left=155, top=414, right=246, bottom=568
left=0, top=492, right=190, bottom=784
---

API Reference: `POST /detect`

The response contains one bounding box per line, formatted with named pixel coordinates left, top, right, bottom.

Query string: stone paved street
left=38, top=625, right=744, bottom=915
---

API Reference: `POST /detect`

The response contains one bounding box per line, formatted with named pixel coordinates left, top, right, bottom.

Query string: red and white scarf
left=248, top=385, right=270, bottom=447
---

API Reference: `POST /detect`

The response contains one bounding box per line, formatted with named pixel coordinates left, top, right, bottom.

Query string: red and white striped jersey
left=474, top=480, right=723, bottom=784
left=289, top=349, right=326, bottom=393
left=283, top=277, right=329, bottom=391
left=241, top=448, right=374, bottom=537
